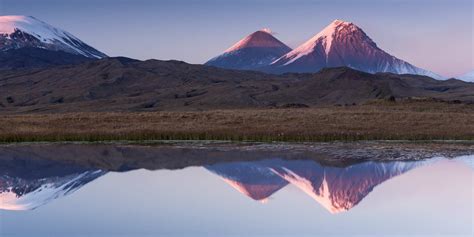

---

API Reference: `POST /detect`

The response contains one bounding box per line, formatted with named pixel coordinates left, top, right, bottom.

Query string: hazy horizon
left=1, top=0, right=472, bottom=77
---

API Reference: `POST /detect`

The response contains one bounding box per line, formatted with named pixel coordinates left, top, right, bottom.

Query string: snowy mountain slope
left=0, top=15, right=106, bottom=58
left=457, top=70, right=474, bottom=82
left=205, top=29, right=291, bottom=70
left=0, top=170, right=105, bottom=211
left=269, top=20, right=442, bottom=79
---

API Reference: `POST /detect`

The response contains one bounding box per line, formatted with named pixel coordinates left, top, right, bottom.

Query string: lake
left=0, top=142, right=473, bottom=237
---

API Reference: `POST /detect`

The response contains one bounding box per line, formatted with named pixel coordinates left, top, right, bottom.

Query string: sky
left=0, top=0, right=472, bottom=77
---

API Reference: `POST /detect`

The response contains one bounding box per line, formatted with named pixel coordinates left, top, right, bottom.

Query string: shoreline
left=3, top=134, right=474, bottom=143
left=1, top=141, right=472, bottom=171
left=2, top=139, right=474, bottom=146
left=0, top=139, right=474, bottom=146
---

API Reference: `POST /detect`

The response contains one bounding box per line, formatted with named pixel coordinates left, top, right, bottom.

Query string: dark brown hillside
left=0, top=48, right=95, bottom=69
left=0, top=57, right=473, bottom=113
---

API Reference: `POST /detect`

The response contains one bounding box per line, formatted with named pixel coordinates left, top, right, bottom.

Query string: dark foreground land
left=2, top=101, right=474, bottom=143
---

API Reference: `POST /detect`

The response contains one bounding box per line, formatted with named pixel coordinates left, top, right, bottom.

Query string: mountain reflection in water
left=1, top=143, right=472, bottom=213
left=206, top=159, right=436, bottom=213
left=0, top=158, right=106, bottom=211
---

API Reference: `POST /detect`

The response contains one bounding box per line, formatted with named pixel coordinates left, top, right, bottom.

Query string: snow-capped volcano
left=269, top=20, right=442, bottom=79
left=457, top=70, right=474, bottom=82
left=205, top=29, right=291, bottom=70
left=0, top=15, right=106, bottom=58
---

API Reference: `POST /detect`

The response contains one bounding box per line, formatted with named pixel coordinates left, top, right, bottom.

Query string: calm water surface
left=0, top=143, right=472, bottom=237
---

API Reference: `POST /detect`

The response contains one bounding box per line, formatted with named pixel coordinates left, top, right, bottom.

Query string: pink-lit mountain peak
left=268, top=159, right=437, bottom=214
left=277, top=19, right=375, bottom=64
left=270, top=19, right=442, bottom=79
left=224, top=28, right=290, bottom=53
left=205, top=28, right=291, bottom=70
left=205, top=163, right=289, bottom=202
left=319, top=19, right=359, bottom=37
left=220, top=177, right=288, bottom=201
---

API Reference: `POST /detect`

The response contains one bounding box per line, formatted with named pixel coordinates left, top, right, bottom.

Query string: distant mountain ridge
left=1, top=58, right=473, bottom=113
left=207, top=20, right=443, bottom=79
left=0, top=15, right=462, bottom=82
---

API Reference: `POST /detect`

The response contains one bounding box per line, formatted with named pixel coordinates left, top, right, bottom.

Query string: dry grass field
left=1, top=101, right=474, bottom=143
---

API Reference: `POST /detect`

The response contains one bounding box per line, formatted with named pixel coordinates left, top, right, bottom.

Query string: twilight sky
left=0, top=0, right=472, bottom=77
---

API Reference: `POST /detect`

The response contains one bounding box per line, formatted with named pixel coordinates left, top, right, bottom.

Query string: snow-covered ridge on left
left=0, top=15, right=106, bottom=58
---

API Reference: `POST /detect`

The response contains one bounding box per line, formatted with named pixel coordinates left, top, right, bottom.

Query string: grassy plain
left=2, top=101, right=473, bottom=143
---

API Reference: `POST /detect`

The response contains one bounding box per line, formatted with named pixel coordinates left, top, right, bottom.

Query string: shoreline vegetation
left=2, top=101, right=474, bottom=143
